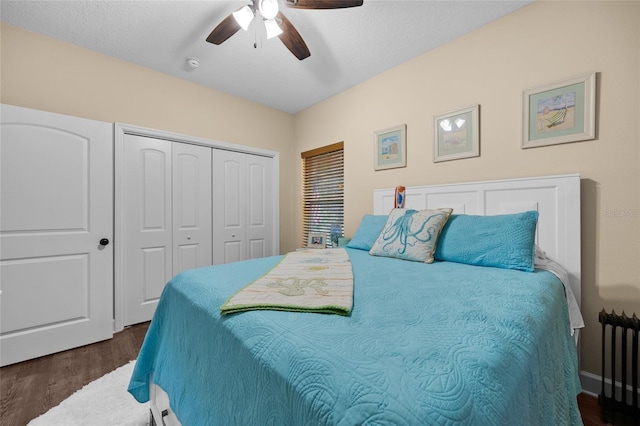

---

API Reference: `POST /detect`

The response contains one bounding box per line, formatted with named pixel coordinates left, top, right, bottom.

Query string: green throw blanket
left=221, top=248, right=353, bottom=315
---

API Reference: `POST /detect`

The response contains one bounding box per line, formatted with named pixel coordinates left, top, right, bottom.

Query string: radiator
left=598, top=309, right=640, bottom=423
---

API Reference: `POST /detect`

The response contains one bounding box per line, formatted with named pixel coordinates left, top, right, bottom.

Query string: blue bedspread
left=129, top=248, right=583, bottom=425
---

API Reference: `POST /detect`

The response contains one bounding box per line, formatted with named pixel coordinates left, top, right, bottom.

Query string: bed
left=128, top=174, right=584, bottom=426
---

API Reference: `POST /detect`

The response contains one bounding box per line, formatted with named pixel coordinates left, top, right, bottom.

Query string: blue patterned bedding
left=128, top=248, right=583, bottom=425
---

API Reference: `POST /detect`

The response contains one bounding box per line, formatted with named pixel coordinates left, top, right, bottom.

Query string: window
left=301, top=142, right=344, bottom=248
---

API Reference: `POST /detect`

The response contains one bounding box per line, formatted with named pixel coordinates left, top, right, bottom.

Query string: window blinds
left=301, top=142, right=344, bottom=248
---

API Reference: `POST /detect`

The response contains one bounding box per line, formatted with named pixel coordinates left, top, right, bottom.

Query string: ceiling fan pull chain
left=253, top=30, right=261, bottom=49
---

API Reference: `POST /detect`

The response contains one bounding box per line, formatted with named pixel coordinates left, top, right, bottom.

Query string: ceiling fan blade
left=277, top=12, right=311, bottom=60
left=206, top=13, right=242, bottom=45
left=284, top=0, right=363, bottom=9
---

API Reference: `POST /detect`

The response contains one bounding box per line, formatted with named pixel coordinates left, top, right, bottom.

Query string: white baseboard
left=580, top=370, right=601, bottom=396
left=581, top=370, right=640, bottom=401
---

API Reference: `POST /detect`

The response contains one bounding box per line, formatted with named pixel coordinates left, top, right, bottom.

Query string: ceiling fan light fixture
left=264, top=18, right=283, bottom=39
left=258, top=0, right=279, bottom=20
left=233, top=5, right=254, bottom=31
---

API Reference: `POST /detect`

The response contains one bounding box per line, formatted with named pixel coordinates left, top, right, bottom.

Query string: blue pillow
left=434, top=211, right=539, bottom=272
left=346, top=215, right=388, bottom=251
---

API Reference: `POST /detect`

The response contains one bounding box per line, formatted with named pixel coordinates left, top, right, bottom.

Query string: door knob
left=99, top=238, right=110, bottom=246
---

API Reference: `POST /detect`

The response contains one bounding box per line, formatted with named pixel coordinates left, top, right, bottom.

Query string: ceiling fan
left=206, top=0, right=364, bottom=60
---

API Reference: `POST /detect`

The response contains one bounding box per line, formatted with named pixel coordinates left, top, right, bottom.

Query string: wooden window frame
left=301, top=142, right=344, bottom=248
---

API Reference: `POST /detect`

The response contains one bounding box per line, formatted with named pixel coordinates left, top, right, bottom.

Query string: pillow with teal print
left=346, top=214, right=389, bottom=251
left=434, top=211, right=539, bottom=272
left=369, top=208, right=453, bottom=263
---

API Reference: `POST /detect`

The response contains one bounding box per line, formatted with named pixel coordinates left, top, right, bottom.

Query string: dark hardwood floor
left=0, top=322, right=149, bottom=426
left=578, top=392, right=637, bottom=426
left=0, top=321, right=632, bottom=425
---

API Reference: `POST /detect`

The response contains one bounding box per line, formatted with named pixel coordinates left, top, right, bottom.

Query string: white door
left=122, top=135, right=212, bottom=326
left=0, top=104, right=113, bottom=366
left=212, top=150, right=275, bottom=264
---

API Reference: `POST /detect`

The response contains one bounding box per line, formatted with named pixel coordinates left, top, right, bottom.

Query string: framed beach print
left=522, top=72, right=596, bottom=148
left=433, top=104, right=479, bottom=162
left=374, top=124, right=406, bottom=170
left=307, top=233, right=326, bottom=249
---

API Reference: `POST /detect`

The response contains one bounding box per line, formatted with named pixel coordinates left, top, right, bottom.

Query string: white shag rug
left=28, top=360, right=149, bottom=426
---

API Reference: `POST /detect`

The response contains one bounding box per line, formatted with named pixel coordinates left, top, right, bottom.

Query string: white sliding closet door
left=213, top=150, right=245, bottom=263
left=172, top=143, right=212, bottom=273
left=116, top=124, right=278, bottom=328
left=122, top=135, right=173, bottom=326
left=0, top=104, right=113, bottom=366
left=212, top=150, right=275, bottom=264
left=121, top=135, right=212, bottom=326
left=245, top=154, right=275, bottom=260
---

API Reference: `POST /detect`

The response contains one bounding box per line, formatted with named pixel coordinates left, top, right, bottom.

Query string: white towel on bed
left=534, top=245, right=585, bottom=336
left=220, top=248, right=353, bottom=316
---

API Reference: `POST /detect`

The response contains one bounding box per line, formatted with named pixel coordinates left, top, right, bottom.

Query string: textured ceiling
left=1, top=0, right=531, bottom=114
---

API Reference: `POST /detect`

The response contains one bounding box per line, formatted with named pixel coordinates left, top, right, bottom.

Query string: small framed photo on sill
left=307, top=233, right=326, bottom=249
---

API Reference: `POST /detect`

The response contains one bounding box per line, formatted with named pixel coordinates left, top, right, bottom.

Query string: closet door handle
left=99, top=238, right=110, bottom=246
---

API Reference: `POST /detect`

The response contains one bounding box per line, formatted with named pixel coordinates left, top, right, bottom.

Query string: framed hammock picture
left=522, top=72, right=596, bottom=148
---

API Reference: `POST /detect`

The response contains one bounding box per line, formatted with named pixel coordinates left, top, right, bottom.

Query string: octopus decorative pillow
left=369, top=208, right=453, bottom=263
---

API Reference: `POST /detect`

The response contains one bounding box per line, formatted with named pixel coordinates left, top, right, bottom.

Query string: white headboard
left=373, top=174, right=581, bottom=307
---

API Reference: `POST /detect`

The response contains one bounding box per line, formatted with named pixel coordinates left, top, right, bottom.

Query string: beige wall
left=294, top=1, right=640, bottom=380
left=0, top=22, right=298, bottom=253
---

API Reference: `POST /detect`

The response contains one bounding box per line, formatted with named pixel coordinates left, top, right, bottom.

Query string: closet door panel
left=222, top=241, right=243, bottom=264
left=212, top=150, right=246, bottom=264
left=142, top=247, right=169, bottom=301
left=248, top=240, right=266, bottom=259
left=246, top=155, right=274, bottom=259
left=122, top=135, right=173, bottom=326
left=172, top=143, right=212, bottom=274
